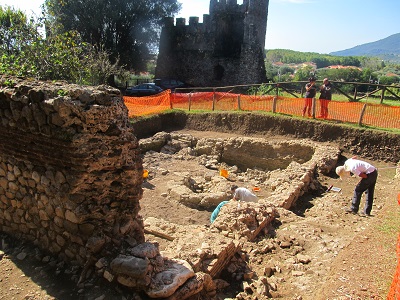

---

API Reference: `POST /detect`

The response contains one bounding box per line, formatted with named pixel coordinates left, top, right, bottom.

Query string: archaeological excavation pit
left=1, top=77, right=398, bottom=300
left=136, top=130, right=342, bottom=298
left=139, top=131, right=340, bottom=215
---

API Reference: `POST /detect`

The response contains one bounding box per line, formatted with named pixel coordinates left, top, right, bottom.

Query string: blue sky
left=1, top=0, right=399, bottom=54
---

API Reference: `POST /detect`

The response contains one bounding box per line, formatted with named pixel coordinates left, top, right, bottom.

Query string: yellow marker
left=143, top=169, right=149, bottom=179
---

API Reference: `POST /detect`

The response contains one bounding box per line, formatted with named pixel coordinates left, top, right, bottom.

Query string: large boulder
left=146, top=259, right=195, bottom=298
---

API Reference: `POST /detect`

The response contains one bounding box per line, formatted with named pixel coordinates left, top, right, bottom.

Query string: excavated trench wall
left=220, top=139, right=314, bottom=171
left=0, top=77, right=144, bottom=265
left=131, top=112, right=400, bottom=163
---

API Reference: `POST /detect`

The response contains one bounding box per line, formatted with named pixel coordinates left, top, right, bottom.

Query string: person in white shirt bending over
left=231, top=185, right=258, bottom=203
left=336, top=157, right=378, bottom=216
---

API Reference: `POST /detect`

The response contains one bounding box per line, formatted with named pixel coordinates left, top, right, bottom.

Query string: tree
left=264, top=61, right=278, bottom=82
left=312, top=57, right=331, bottom=69
left=44, top=0, right=181, bottom=72
left=0, top=6, right=41, bottom=76
left=84, top=44, right=127, bottom=86
left=0, top=6, right=126, bottom=84
left=379, top=76, right=399, bottom=85
left=293, top=66, right=314, bottom=82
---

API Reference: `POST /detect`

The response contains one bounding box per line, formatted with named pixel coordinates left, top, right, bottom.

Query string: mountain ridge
left=330, top=33, right=400, bottom=62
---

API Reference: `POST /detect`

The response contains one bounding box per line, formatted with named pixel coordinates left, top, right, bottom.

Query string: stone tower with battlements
left=155, top=0, right=269, bottom=87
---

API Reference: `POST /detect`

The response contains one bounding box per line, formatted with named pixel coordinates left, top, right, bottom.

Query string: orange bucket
left=253, top=187, right=261, bottom=192
left=219, top=169, right=229, bottom=178
left=143, top=169, right=149, bottom=179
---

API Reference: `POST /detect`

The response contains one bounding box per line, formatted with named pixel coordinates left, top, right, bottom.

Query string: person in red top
left=302, top=77, right=316, bottom=117
left=318, top=78, right=332, bottom=119
left=336, top=157, right=378, bottom=216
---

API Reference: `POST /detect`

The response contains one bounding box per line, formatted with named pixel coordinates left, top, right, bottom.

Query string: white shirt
left=344, top=158, right=376, bottom=176
left=233, top=187, right=258, bottom=202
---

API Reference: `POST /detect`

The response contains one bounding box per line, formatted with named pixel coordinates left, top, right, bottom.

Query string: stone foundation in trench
left=0, top=76, right=341, bottom=299
left=139, top=131, right=340, bottom=211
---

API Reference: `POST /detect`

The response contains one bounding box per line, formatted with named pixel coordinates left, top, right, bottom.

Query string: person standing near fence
left=318, top=78, right=332, bottom=119
left=303, top=77, right=316, bottom=117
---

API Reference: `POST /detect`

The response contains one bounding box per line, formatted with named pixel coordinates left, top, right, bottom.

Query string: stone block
left=111, top=255, right=150, bottom=279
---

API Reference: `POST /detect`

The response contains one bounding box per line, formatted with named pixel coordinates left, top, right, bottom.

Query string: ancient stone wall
left=155, top=0, right=269, bottom=87
left=0, top=76, right=144, bottom=265
left=0, top=77, right=236, bottom=298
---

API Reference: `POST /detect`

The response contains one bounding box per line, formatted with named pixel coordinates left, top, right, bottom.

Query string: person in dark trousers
left=318, top=78, right=332, bottom=119
left=303, top=77, right=316, bottom=117
left=336, top=157, right=378, bottom=216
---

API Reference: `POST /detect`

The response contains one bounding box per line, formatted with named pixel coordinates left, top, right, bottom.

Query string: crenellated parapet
left=155, top=0, right=269, bottom=87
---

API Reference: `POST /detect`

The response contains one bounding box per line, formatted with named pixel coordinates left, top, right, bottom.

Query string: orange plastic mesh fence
left=171, top=92, right=215, bottom=110
left=123, top=90, right=171, bottom=117
left=238, top=94, right=275, bottom=111
left=170, top=92, right=275, bottom=111
left=363, top=103, right=400, bottom=130
left=275, top=96, right=304, bottom=116
left=124, top=93, right=400, bottom=129
left=388, top=232, right=400, bottom=299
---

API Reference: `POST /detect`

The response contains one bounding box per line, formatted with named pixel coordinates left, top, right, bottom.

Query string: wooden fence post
left=380, top=87, right=385, bottom=104
left=237, top=94, right=241, bottom=111
left=312, top=97, right=316, bottom=118
left=212, top=90, right=216, bottom=111
left=188, top=93, right=192, bottom=111
left=272, top=96, right=277, bottom=113
left=353, top=85, right=358, bottom=101
left=358, top=103, right=367, bottom=126
left=274, top=84, right=280, bottom=113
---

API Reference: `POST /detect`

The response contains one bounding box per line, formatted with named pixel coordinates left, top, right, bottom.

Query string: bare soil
left=139, top=129, right=399, bottom=300
left=1, top=115, right=399, bottom=300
